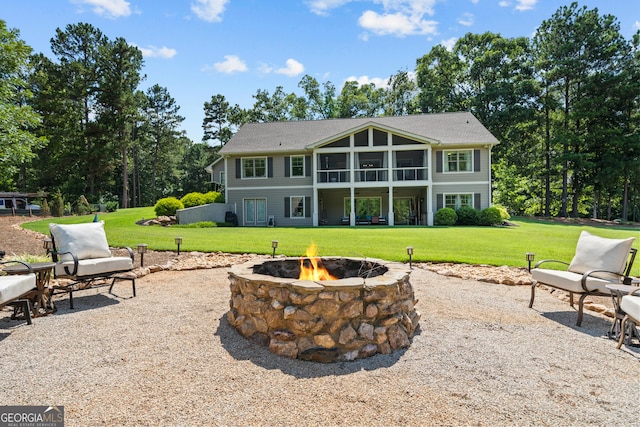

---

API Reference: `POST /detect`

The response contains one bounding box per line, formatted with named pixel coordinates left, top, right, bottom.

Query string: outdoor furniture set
left=0, top=221, right=136, bottom=322
left=530, top=230, right=640, bottom=348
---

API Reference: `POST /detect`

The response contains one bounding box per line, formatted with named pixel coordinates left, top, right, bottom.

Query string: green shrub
left=493, top=204, right=511, bottom=220
left=203, top=191, right=224, bottom=204
left=434, top=207, right=457, bottom=226
left=51, top=190, right=64, bottom=217
left=180, top=192, right=206, bottom=208
left=174, top=221, right=217, bottom=228
left=105, top=201, right=119, bottom=212
left=480, top=207, right=503, bottom=226
left=154, top=197, right=184, bottom=217
left=456, top=206, right=480, bottom=225
left=40, top=199, right=51, bottom=216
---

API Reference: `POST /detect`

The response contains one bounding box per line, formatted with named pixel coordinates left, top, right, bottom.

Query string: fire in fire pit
left=299, top=243, right=336, bottom=281
left=227, top=248, right=420, bottom=363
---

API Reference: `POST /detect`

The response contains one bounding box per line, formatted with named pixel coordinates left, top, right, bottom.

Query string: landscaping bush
left=40, top=199, right=51, bottom=217
left=105, top=201, right=119, bottom=212
left=434, top=207, right=457, bottom=226
left=180, top=192, right=206, bottom=208
left=51, top=190, right=64, bottom=217
left=154, top=197, right=184, bottom=217
left=456, top=206, right=480, bottom=225
left=203, top=191, right=224, bottom=204
left=493, top=204, right=511, bottom=220
left=480, top=207, right=503, bottom=226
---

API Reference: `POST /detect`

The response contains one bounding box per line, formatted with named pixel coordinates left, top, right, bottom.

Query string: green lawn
left=23, top=207, right=640, bottom=275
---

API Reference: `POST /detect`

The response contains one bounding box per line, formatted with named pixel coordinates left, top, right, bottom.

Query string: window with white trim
left=445, top=194, right=473, bottom=209
left=291, top=155, right=305, bottom=177
left=242, top=157, right=267, bottom=178
left=290, top=196, right=305, bottom=218
left=444, top=150, right=472, bottom=172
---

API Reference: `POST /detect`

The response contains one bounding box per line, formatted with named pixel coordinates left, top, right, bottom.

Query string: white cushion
left=0, top=274, right=36, bottom=304
left=620, top=294, right=640, bottom=322
left=531, top=268, right=617, bottom=294
left=568, top=231, right=634, bottom=279
left=49, top=221, right=112, bottom=262
left=54, top=256, right=133, bottom=278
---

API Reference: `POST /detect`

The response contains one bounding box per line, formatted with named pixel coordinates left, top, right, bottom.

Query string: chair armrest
left=533, top=259, right=570, bottom=269
left=580, top=269, right=625, bottom=292
left=124, top=247, right=135, bottom=261
left=630, top=288, right=640, bottom=297
left=50, top=251, right=79, bottom=276
left=0, top=260, right=35, bottom=274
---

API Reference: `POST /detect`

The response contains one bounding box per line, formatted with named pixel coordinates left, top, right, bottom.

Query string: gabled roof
left=218, top=112, right=499, bottom=156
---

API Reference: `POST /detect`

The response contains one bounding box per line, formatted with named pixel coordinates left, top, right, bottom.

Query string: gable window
left=444, top=150, right=472, bottom=173
left=445, top=194, right=473, bottom=209
left=242, top=157, right=266, bottom=178
left=291, top=155, right=305, bottom=177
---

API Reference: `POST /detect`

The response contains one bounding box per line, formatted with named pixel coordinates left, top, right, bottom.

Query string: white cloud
left=634, top=20, right=640, bottom=30
left=358, top=10, right=437, bottom=37
left=345, top=75, right=388, bottom=89
left=135, top=45, right=177, bottom=59
left=191, top=0, right=228, bottom=22
left=440, top=37, right=457, bottom=51
left=212, top=55, right=248, bottom=74
left=275, top=59, right=305, bottom=77
left=499, top=1, right=511, bottom=7
left=72, top=0, right=131, bottom=18
left=307, top=0, right=353, bottom=16
left=515, top=0, right=537, bottom=11
left=458, top=12, right=473, bottom=26
left=470, top=0, right=480, bottom=3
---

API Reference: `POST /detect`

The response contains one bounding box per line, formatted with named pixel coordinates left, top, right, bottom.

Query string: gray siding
left=432, top=148, right=491, bottom=183
left=226, top=187, right=314, bottom=227
left=227, top=154, right=313, bottom=189
left=432, top=183, right=489, bottom=212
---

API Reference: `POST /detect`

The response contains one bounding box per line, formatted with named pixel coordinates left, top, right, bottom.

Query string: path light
left=43, top=237, right=53, bottom=255
left=406, top=246, right=414, bottom=269
left=137, top=244, right=148, bottom=267
left=175, top=237, right=183, bottom=255
left=526, top=252, right=535, bottom=272
left=271, top=240, right=279, bottom=258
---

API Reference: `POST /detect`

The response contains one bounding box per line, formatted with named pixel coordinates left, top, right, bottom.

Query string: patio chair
left=529, top=231, right=636, bottom=326
left=617, top=289, right=640, bottom=349
left=0, top=260, right=36, bottom=324
left=48, top=221, right=136, bottom=309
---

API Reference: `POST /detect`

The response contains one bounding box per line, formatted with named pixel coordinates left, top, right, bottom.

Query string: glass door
left=244, top=198, right=267, bottom=226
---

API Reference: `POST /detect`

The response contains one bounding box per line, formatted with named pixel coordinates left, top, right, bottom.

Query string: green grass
left=23, top=207, right=640, bottom=275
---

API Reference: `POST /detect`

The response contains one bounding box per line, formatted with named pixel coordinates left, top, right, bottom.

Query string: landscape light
left=137, top=244, right=148, bottom=267
left=175, top=237, right=183, bottom=255
left=271, top=240, right=279, bottom=258
left=406, top=246, right=414, bottom=269
left=526, top=252, right=535, bottom=272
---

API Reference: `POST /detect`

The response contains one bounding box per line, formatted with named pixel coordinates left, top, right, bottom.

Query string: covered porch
left=314, top=186, right=431, bottom=226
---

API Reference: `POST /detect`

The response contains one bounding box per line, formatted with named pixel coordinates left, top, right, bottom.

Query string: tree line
left=1, top=2, right=639, bottom=220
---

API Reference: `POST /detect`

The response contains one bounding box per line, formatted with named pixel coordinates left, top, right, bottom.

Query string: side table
left=606, top=283, right=640, bottom=345
left=4, top=261, right=56, bottom=317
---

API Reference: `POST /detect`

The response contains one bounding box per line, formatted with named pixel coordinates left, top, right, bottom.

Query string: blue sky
left=3, top=0, right=639, bottom=143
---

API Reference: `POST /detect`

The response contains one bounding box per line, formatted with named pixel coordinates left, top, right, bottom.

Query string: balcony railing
left=317, top=170, right=350, bottom=183
left=393, top=167, right=427, bottom=181
left=355, top=168, right=388, bottom=182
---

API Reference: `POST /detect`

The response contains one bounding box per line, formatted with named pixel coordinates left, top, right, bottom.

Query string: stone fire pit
left=227, top=257, right=420, bottom=362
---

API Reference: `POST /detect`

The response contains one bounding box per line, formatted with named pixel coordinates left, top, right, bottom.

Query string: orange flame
left=299, top=242, right=337, bottom=281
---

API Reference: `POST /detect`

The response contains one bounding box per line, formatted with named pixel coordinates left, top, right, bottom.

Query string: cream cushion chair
left=617, top=290, right=640, bottom=349
left=49, top=221, right=135, bottom=309
left=0, top=261, right=36, bottom=324
left=530, top=231, right=636, bottom=326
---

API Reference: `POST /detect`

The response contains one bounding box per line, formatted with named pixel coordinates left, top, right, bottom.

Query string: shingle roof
left=218, top=112, right=499, bottom=155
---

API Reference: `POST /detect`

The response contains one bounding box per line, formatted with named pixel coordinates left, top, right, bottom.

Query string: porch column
left=313, top=188, right=319, bottom=226
left=426, top=186, right=433, bottom=226
left=388, top=186, right=394, bottom=226
left=350, top=187, right=355, bottom=226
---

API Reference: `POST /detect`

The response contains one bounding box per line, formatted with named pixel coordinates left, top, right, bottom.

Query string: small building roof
left=218, top=112, right=499, bottom=156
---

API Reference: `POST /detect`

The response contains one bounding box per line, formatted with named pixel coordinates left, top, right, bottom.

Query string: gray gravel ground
left=1, top=266, right=638, bottom=426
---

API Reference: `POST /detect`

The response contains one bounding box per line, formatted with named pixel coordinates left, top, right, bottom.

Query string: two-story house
left=209, top=112, right=499, bottom=227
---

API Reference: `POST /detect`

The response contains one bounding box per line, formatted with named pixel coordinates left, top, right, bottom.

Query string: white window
left=444, top=150, right=472, bottom=173
left=290, top=196, right=305, bottom=218
left=445, top=194, right=473, bottom=209
left=219, top=171, right=226, bottom=185
left=242, top=157, right=267, bottom=178
left=291, top=156, right=305, bottom=177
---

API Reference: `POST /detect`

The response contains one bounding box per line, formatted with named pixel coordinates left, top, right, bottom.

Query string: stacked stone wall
left=227, top=258, right=420, bottom=363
